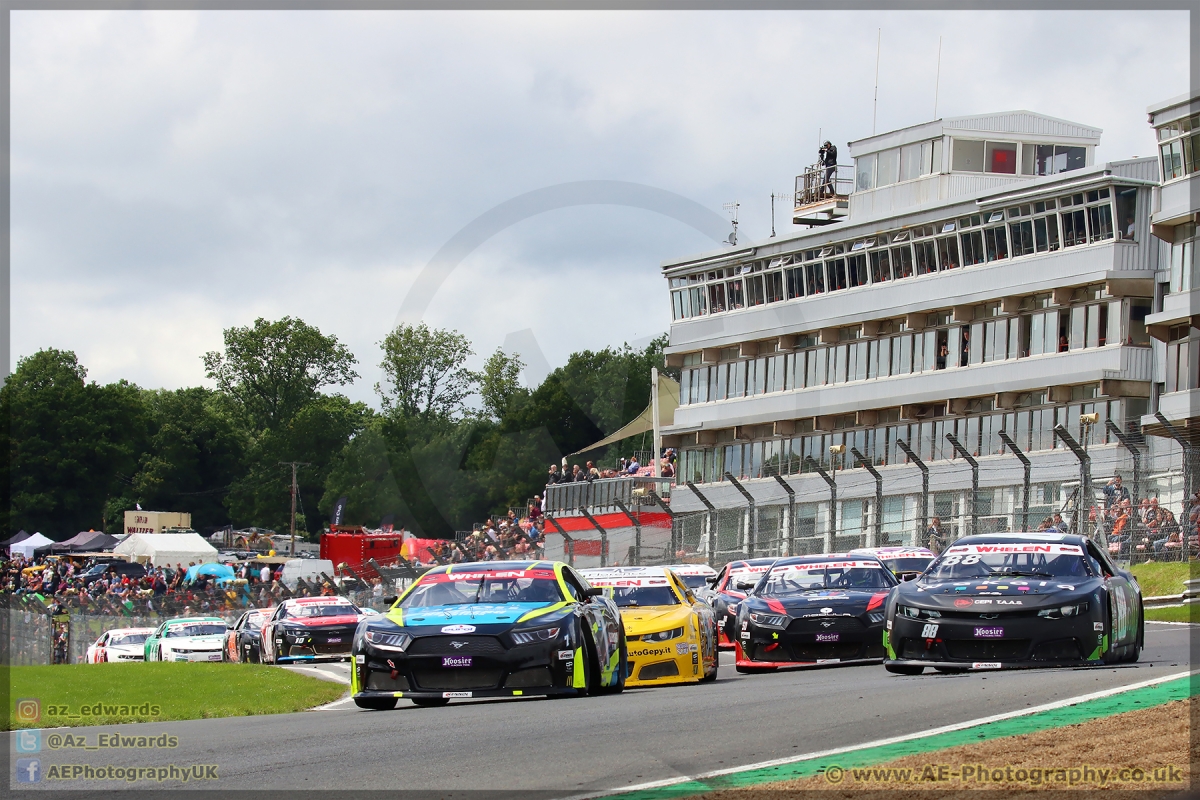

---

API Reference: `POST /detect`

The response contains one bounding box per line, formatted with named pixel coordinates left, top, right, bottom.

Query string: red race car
left=707, top=558, right=777, bottom=649
left=260, top=597, right=363, bottom=664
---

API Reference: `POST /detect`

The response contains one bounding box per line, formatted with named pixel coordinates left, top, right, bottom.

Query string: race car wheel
left=700, top=657, right=719, bottom=682
left=885, top=664, right=925, bottom=675
left=411, top=697, right=450, bottom=708
left=354, top=697, right=398, bottom=711
left=1102, top=603, right=1123, bottom=665
left=595, top=627, right=626, bottom=695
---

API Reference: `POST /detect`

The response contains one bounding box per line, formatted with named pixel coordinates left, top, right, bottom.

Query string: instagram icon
left=15, top=698, right=40, bottom=724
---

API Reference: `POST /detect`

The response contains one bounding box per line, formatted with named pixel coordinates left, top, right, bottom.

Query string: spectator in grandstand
left=587, top=461, right=601, bottom=480
left=570, top=464, right=588, bottom=482
left=625, top=456, right=641, bottom=475
left=547, top=464, right=563, bottom=485
left=1103, top=475, right=1131, bottom=509
left=1050, top=512, right=1067, bottom=532
left=926, top=517, right=946, bottom=553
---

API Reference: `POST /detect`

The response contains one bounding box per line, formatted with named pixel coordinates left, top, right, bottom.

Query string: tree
left=203, top=317, right=359, bottom=432
left=376, top=323, right=475, bottom=421
left=477, top=349, right=527, bottom=420
left=4, top=349, right=149, bottom=538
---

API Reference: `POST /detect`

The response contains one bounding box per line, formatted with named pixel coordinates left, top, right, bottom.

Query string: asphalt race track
left=12, top=623, right=1193, bottom=796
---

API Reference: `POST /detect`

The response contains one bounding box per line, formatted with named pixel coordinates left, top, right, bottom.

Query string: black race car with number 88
left=883, top=532, right=1143, bottom=674
left=734, top=554, right=896, bottom=672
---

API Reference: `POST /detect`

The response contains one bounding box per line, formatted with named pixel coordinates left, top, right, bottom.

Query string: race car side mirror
left=382, top=595, right=398, bottom=605
left=584, top=587, right=604, bottom=597
left=901, top=574, right=917, bottom=582
left=706, top=576, right=719, bottom=586
left=735, top=579, right=756, bottom=591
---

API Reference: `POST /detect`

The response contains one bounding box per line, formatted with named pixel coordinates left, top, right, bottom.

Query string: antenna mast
left=722, top=201, right=740, bottom=246
left=933, top=35, right=942, bottom=118
left=872, top=28, right=881, bottom=135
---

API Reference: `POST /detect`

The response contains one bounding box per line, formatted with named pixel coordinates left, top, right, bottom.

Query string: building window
left=985, top=141, right=1018, bottom=174
left=856, top=152, right=877, bottom=191
left=869, top=250, right=892, bottom=283
left=877, top=147, right=900, bottom=187
left=1170, top=222, right=1197, bottom=293
left=952, top=139, right=985, bottom=172
left=1031, top=144, right=1087, bottom=176
left=1157, top=113, right=1200, bottom=182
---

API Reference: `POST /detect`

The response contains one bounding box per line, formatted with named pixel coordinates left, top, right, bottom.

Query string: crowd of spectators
left=1099, top=474, right=1196, bottom=559
left=546, top=450, right=677, bottom=485
left=1, top=551, right=348, bottom=617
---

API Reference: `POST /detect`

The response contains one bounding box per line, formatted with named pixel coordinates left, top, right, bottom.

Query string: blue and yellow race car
left=351, top=561, right=626, bottom=709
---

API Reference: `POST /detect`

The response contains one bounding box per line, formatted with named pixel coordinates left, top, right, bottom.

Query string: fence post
left=726, top=473, right=757, bottom=557
left=849, top=448, right=883, bottom=547
left=613, top=499, right=641, bottom=565
left=1154, top=412, right=1194, bottom=560
left=896, top=439, right=929, bottom=547
left=998, top=430, right=1032, bottom=532
left=772, top=474, right=796, bottom=556
left=578, top=507, right=609, bottom=567
left=1053, top=425, right=1102, bottom=548
left=804, top=456, right=836, bottom=553
left=945, top=433, right=979, bottom=539
left=545, top=515, right=574, bottom=566
left=686, top=482, right=717, bottom=566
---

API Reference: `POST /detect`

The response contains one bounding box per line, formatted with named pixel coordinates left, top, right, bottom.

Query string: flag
left=332, top=496, right=348, bottom=526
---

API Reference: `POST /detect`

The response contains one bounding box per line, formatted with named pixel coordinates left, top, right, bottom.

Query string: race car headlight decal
left=867, top=612, right=885, bottom=624
left=363, top=630, right=412, bottom=651
left=898, top=606, right=940, bottom=620
left=748, top=613, right=787, bottom=628
left=511, top=627, right=561, bottom=645
left=1038, top=602, right=1089, bottom=619
left=642, top=627, right=685, bottom=642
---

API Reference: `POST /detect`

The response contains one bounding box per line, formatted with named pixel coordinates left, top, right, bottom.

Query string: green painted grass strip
left=608, top=675, right=1194, bottom=800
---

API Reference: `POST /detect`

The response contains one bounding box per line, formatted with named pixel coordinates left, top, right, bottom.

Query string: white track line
left=311, top=695, right=355, bottom=711
left=285, top=664, right=351, bottom=685
left=564, top=668, right=1197, bottom=800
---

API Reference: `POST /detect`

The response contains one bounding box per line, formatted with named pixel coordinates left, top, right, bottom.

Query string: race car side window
left=1085, top=542, right=1114, bottom=577
left=561, top=569, right=586, bottom=601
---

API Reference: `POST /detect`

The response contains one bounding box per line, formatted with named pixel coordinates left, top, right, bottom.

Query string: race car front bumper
left=737, top=617, right=885, bottom=668
left=352, top=635, right=584, bottom=701
left=275, top=625, right=356, bottom=663
left=626, top=638, right=704, bottom=686
left=885, top=612, right=1106, bottom=670
left=165, top=649, right=223, bottom=663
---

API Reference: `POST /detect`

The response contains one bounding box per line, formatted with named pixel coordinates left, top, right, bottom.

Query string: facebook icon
left=16, top=758, right=41, bottom=783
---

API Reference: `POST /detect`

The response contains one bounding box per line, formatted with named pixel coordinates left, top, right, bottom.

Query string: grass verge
left=1145, top=604, right=1197, bottom=623
left=1128, top=561, right=1197, bottom=598
left=5, top=662, right=346, bottom=730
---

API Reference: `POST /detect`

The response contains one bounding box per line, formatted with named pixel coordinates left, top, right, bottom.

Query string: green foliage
left=203, top=317, right=358, bottom=432
left=377, top=323, right=475, bottom=421
left=477, top=348, right=527, bottom=421
left=4, top=350, right=150, bottom=537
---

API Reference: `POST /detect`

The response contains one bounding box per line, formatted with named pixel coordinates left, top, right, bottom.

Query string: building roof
left=848, top=110, right=1101, bottom=156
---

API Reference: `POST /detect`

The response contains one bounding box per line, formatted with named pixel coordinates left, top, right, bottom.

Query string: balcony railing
left=544, top=476, right=674, bottom=515
left=794, top=163, right=853, bottom=208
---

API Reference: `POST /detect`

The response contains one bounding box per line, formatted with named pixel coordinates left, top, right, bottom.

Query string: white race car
left=144, top=617, right=229, bottom=662
left=664, top=564, right=719, bottom=597
left=85, top=627, right=156, bottom=663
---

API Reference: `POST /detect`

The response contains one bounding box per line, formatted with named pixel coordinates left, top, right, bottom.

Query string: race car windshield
left=400, top=571, right=565, bottom=607
left=760, top=564, right=893, bottom=596
left=110, top=632, right=150, bottom=645
left=925, top=547, right=1092, bottom=580
left=245, top=613, right=268, bottom=629
left=280, top=603, right=357, bottom=618
left=165, top=623, right=226, bottom=637
left=881, top=558, right=934, bottom=574
left=675, top=575, right=709, bottom=589
left=605, top=585, right=680, bottom=607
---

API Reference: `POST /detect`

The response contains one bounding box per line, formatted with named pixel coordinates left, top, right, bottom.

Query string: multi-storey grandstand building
left=658, top=108, right=1187, bottom=559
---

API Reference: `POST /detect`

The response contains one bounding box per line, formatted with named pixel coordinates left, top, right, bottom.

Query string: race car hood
left=162, top=635, right=224, bottom=649
left=619, top=605, right=693, bottom=636
left=746, top=589, right=891, bottom=617
left=277, top=614, right=360, bottom=628
left=896, top=577, right=1102, bottom=610
left=386, top=602, right=567, bottom=630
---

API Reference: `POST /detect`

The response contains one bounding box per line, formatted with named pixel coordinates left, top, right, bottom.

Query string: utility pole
left=280, top=462, right=311, bottom=557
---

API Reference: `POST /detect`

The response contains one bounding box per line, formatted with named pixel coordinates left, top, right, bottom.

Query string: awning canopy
left=571, top=373, right=679, bottom=456
left=51, top=530, right=119, bottom=553
left=9, top=533, right=54, bottom=558
left=113, top=533, right=219, bottom=568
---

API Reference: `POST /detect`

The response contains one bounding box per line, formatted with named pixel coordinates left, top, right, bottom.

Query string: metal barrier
left=544, top=476, right=674, bottom=515
left=794, top=163, right=853, bottom=208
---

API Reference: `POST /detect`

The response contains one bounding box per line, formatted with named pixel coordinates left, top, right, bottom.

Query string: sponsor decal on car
left=1094, top=622, right=1105, bottom=631
left=971, top=662, right=1002, bottom=669
left=556, top=650, right=573, bottom=660
left=816, top=658, right=841, bottom=663
left=442, top=656, right=472, bottom=667
left=954, top=598, right=973, bottom=608
left=440, top=625, right=476, bottom=634
left=675, top=642, right=696, bottom=655
left=815, top=633, right=840, bottom=642
left=442, top=692, right=472, bottom=698
left=974, top=626, right=1004, bottom=638
left=629, top=646, right=673, bottom=658
left=770, top=560, right=884, bottom=574
left=944, top=543, right=1085, bottom=555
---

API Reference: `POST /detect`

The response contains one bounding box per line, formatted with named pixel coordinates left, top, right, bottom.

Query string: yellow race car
left=580, top=566, right=718, bottom=686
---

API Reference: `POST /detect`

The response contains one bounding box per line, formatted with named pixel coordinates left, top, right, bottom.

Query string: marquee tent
left=1, top=530, right=31, bottom=550
left=112, top=533, right=218, bottom=568
left=9, top=533, right=54, bottom=558
left=50, top=530, right=119, bottom=553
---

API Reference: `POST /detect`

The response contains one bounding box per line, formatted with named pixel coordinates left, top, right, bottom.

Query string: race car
left=849, top=546, right=936, bottom=581
left=350, top=561, right=626, bottom=710
left=581, top=566, right=718, bottom=686
left=734, top=554, right=897, bottom=672
left=664, top=564, right=719, bottom=597
left=884, top=532, right=1144, bottom=674
left=224, top=608, right=273, bottom=663
left=708, top=558, right=777, bottom=648
left=86, top=627, right=155, bottom=663
left=144, top=617, right=229, bottom=662
left=260, top=596, right=362, bottom=664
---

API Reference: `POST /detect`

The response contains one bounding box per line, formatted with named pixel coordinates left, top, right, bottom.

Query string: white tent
left=9, top=532, right=54, bottom=558
left=112, top=533, right=219, bottom=568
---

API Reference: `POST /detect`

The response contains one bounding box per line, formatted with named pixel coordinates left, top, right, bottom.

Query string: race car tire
left=1102, top=603, right=1123, bottom=665
left=581, top=629, right=601, bottom=696
left=354, top=697, right=398, bottom=711
left=886, top=664, right=924, bottom=675
left=411, top=697, right=450, bottom=708
left=700, top=657, right=719, bottom=682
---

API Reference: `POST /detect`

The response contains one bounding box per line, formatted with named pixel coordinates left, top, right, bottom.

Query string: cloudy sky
left=11, top=9, right=1187, bottom=407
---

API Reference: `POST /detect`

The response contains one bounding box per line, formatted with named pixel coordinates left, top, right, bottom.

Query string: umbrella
left=184, top=563, right=236, bottom=585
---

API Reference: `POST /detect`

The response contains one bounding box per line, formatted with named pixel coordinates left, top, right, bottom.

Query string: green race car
left=144, top=616, right=229, bottom=662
